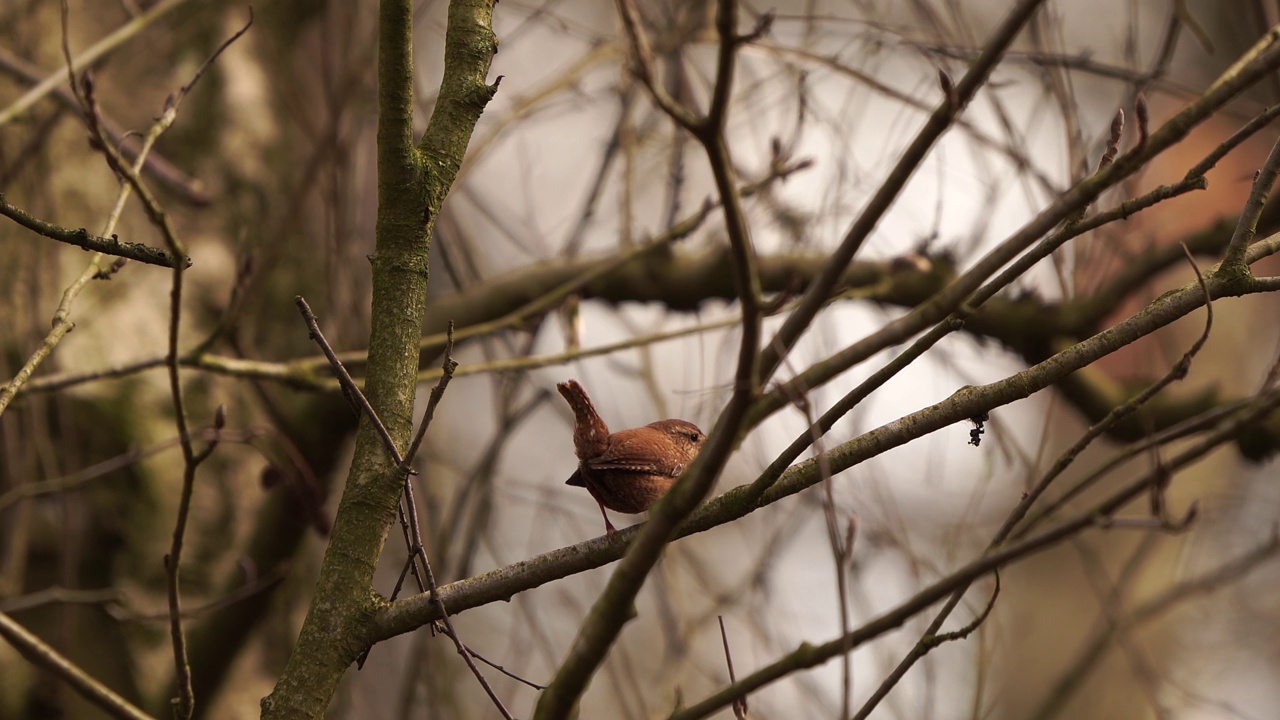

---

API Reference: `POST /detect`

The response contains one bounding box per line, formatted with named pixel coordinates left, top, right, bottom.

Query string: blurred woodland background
left=2, top=0, right=1280, bottom=718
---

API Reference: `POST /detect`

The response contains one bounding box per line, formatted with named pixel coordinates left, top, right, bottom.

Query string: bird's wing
left=585, top=431, right=678, bottom=475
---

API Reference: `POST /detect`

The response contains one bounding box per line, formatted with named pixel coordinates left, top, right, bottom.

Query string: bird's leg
left=596, top=500, right=618, bottom=540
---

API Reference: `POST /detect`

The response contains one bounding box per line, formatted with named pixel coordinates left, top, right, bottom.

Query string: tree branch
left=0, top=611, right=155, bottom=720
left=261, top=1, right=498, bottom=717
left=371, top=236, right=1280, bottom=642
left=0, top=194, right=186, bottom=267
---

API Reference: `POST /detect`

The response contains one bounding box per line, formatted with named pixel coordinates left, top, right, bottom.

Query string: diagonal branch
left=370, top=231, right=1280, bottom=643
left=1221, top=134, right=1280, bottom=274
left=0, top=195, right=186, bottom=267
left=745, top=33, right=1280, bottom=429
left=0, top=612, right=155, bottom=720
left=756, top=0, right=1052, bottom=384
left=534, top=2, right=764, bottom=715
left=0, top=0, right=193, bottom=127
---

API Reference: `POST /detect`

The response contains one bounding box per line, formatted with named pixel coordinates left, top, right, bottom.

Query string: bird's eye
left=689, top=431, right=702, bottom=443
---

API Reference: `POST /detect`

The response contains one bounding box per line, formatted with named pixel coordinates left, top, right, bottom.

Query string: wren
left=557, top=379, right=706, bottom=539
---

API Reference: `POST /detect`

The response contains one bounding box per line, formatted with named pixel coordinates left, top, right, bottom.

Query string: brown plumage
left=557, top=380, right=705, bottom=538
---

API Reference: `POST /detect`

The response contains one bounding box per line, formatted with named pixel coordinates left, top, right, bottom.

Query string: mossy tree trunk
left=259, top=1, right=498, bottom=718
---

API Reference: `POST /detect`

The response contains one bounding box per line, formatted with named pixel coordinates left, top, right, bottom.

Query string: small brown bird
left=557, top=379, right=705, bottom=538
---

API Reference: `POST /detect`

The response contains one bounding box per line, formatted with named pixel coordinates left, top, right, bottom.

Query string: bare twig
left=0, top=195, right=185, bottom=267
left=1030, top=534, right=1280, bottom=720
left=667, top=489, right=1148, bottom=720
left=533, top=2, right=769, bottom=714
left=1192, top=106, right=1280, bottom=178
left=779, top=382, right=852, bottom=718
left=0, top=0, right=193, bottom=127
left=0, top=46, right=212, bottom=204
left=296, top=296, right=405, bottom=463
left=756, top=0, right=1053, bottom=385
left=399, top=342, right=514, bottom=716
left=467, top=644, right=547, bottom=690
left=0, top=424, right=314, bottom=518
left=58, top=12, right=254, bottom=719
left=371, top=240, right=1280, bottom=643
left=400, top=477, right=515, bottom=720
left=718, top=616, right=748, bottom=720
left=11, top=157, right=813, bottom=398
left=613, top=0, right=700, bottom=130
left=298, top=297, right=509, bottom=715
left=1222, top=133, right=1280, bottom=273
left=849, top=239, right=1218, bottom=720
left=922, top=571, right=1001, bottom=648
left=397, top=332, right=515, bottom=718
left=0, top=587, right=122, bottom=614
left=0, top=613, right=153, bottom=720
left=404, top=323, right=458, bottom=467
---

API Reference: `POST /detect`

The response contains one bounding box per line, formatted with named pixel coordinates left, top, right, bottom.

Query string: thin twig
left=923, top=571, right=1001, bottom=647
left=397, top=341, right=513, bottom=718
left=1029, top=533, right=1280, bottom=720
left=370, top=233, right=1280, bottom=652
left=0, top=0, right=193, bottom=126
left=533, top=1, right=768, bottom=714
left=718, top=616, right=748, bottom=720
left=695, top=0, right=765, bottom=396
left=671, top=400, right=1280, bottom=720
left=613, top=0, right=700, bottom=130
left=403, top=322, right=458, bottom=467
left=404, top=478, right=516, bottom=719
left=107, top=568, right=287, bottom=623
left=779, top=381, right=852, bottom=718
left=0, top=424, right=314, bottom=517
left=0, top=612, right=155, bottom=720
left=60, top=12, right=254, bottom=719
left=1185, top=104, right=1280, bottom=181
left=0, top=46, right=211, bottom=204
left=298, top=299, right=510, bottom=716
left=667, top=479, right=1165, bottom=720
left=388, top=331, right=462, bottom=602
left=849, top=238, right=1218, bottom=720
left=0, top=587, right=122, bottom=614
left=1222, top=133, right=1280, bottom=272
left=756, top=0, right=1052, bottom=385
left=295, top=296, right=405, bottom=464
left=466, top=643, right=547, bottom=690
left=0, top=195, right=185, bottom=267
